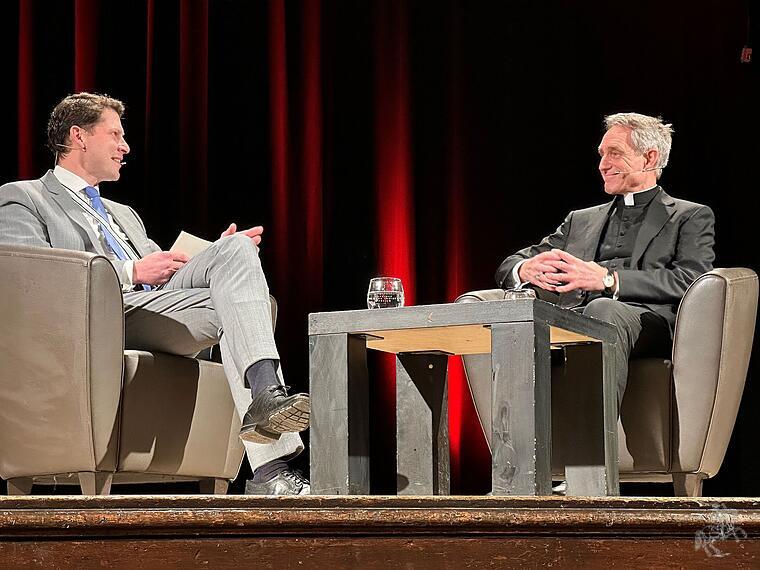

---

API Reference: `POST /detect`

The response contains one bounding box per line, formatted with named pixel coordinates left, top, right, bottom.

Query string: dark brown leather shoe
left=239, top=385, right=310, bottom=444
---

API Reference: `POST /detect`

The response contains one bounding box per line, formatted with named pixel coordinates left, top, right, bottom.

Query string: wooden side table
left=308, top=299, right=621, bottom=496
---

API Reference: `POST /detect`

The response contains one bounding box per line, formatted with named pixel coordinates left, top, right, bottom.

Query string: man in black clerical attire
left=494, top=112, right=715, bottom=404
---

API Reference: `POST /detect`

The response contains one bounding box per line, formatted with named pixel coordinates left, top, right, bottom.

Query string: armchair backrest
left=671, top=268, right=758, bottom=476
left=0, top=245, right=124, bottom=478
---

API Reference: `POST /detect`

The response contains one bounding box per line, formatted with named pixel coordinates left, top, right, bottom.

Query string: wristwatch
left=602, top=269, right=615, bottom=296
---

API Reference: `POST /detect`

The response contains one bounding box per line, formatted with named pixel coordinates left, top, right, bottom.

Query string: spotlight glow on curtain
left=374, top=1, right=416, bottom=455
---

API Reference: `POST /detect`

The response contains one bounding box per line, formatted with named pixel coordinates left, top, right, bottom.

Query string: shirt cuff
left=121, top=260, right=135, bottom=292
left=612, top=271, right=620, bottom=300
left=511, top=259, right=528, bottom=288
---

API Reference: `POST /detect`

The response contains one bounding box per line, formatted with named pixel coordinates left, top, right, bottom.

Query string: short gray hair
left=604, top=112, right=673, bottom=179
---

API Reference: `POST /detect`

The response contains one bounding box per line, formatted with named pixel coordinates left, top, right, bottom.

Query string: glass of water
left=503, top=287, right=536, bottom=301
left=367, top=277, right=405, bottom=309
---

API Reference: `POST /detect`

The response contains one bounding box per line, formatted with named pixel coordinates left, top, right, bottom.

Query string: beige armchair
left=0, top=244, right=254, bottom=495
left=457, top=268, right=758, bottom=497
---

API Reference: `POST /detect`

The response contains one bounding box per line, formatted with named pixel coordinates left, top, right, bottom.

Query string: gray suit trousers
left=123, top=234, right=303, bottom=471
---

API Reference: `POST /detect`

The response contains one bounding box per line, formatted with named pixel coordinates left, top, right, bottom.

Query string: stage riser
left=2, top=496, right=759, bottom=568
left=0, top=538, right=757, bottom=568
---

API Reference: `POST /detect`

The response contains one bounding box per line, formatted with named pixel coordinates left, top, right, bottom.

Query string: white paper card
left=170, top=231, right=212, bottom=259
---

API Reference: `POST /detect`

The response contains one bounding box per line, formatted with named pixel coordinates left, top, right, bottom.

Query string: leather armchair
left=457, top=268, right=758, bottom=497
left=0, top=244, right=260, bottom=495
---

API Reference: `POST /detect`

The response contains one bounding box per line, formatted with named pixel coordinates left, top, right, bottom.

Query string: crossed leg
left=123, top=234, right=303, bottom=471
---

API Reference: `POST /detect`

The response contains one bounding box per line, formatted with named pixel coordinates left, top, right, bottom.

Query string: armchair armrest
left=671, top=268, right=758, bottom=475
left=455, top=289, right=510, bottom=304
left=0, top=244, right=124, bottom=478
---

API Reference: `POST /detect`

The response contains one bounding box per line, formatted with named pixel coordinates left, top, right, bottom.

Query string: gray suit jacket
left=495, top=187, right=716, bottom=328
left=0, top=170, right=161, bottom=284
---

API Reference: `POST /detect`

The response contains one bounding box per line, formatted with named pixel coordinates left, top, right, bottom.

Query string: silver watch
left=603, top=270, right=615, bottom=294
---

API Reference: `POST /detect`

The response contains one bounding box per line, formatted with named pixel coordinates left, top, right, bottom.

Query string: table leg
left=396, top=352, right=450, bottom=495
left=561, top=341, right=620, bottom=497
left=309, top=333, right=370, bottom=494
left=601, top=340, right=621, bottom=494
left=490, top=321, right=551, bottom=495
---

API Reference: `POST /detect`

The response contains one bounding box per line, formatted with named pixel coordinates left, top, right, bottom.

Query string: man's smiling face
left=598, top=125, right=655, bottom=195
left=78, top=108, right=130, bottom=184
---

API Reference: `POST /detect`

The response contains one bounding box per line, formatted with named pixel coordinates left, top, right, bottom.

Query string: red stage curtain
left=373, top=0, right=416, bottom=487
left=74, top=0, right=98, bottom=92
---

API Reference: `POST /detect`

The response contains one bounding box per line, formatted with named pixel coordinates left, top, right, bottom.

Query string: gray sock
left=252, top=458, right=288, bottom=483
left=244, top=359, right=279, bottom=398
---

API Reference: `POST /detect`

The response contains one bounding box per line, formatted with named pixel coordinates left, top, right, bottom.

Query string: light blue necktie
left=84, top=186, right=130, bottom=261
left=84, top=186, right=151, bottom=291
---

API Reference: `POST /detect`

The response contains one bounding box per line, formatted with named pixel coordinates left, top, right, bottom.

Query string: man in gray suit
left=0, top=92, right=310, bottom=495
left=495, top=112, right=715, bottom=404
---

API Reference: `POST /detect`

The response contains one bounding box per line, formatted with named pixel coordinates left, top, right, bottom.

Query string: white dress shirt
left=53, top=165, right=136, bottom=288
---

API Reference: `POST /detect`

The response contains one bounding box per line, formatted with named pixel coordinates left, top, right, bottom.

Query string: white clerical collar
left=53, top=165, right=99, bottom=197
left=622, top=185, right=658, bottom=206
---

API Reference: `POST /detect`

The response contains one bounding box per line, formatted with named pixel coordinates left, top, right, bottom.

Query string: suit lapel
left=630, top=188, right=676, bottom=268
left=576, top=200, right=615, bottom=261
left=40, top=170, right=108, bottom=256
left=104, top=201, right=150, bottom=258
left=559, top=200, right=614, bottom=309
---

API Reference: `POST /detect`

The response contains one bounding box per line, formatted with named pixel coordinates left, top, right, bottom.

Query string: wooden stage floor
left=1, top=495, right=759, bottom=568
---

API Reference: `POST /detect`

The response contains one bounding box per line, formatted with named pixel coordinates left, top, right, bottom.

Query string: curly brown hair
left=47, top=92, right=125, bottom=157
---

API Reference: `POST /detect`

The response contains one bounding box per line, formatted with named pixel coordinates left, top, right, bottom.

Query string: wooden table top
left=309, top=299, right=617, bottom=355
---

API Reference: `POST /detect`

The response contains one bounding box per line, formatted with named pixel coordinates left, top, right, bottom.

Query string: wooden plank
left=1, top=495, right=760, bottom=536
left=396, top=353, right=450, bottom=495
left=309, top=334, right=370, bottom=494
left=368, top=324, right=489, bottom=354
left=363, top=323, right=600, bottom=355
left=310, top=300, right=614, bottom=341
left=534, top=301, right=617, bottom=343
left=2, top=494, right=759, bottom=511
left=560, top=339, right=620, bottom=496
left=1, top=536, right=758, bottom=569
left=2, top=494, right=760, bottom=511
left=490, top=322, right=552, bottom=496
left=308, top=300, right=536, bottom=335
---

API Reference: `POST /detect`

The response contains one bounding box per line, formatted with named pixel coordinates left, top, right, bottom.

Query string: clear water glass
left=503, top=287, right=536, bottom=301
left=367, top=277, right=404, bottom=309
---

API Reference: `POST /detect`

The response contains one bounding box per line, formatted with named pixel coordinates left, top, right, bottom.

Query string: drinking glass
left=367, top=277, right=405, bottom=309
left=503, top=287, right=536, bottom=301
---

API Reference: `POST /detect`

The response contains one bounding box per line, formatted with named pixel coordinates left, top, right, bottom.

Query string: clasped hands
left=517, top=249, right=610, bottom=293
left=133, top=223, right=264, bottom=286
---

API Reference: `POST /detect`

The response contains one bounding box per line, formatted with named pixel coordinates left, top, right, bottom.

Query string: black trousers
left=536, top=289, right=672, bottom=403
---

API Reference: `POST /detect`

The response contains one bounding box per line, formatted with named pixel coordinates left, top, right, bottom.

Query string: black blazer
left=495, top=187, right=716, bottom=328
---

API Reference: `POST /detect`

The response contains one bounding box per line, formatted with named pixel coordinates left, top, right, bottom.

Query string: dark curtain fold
left=179, top=0, right=209, bottom=232
left=144, top=0, right=155, bottom=167
left=302, top=0, right=323, bottom=310
left=17, top=0, right=34, bottom=178
left=268, top=0, right=290, bottom=295
left=74, top=0, right=99, bottom=92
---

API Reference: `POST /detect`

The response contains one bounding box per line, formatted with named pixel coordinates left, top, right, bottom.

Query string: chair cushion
left=118, top=350, right=244, bottom=479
